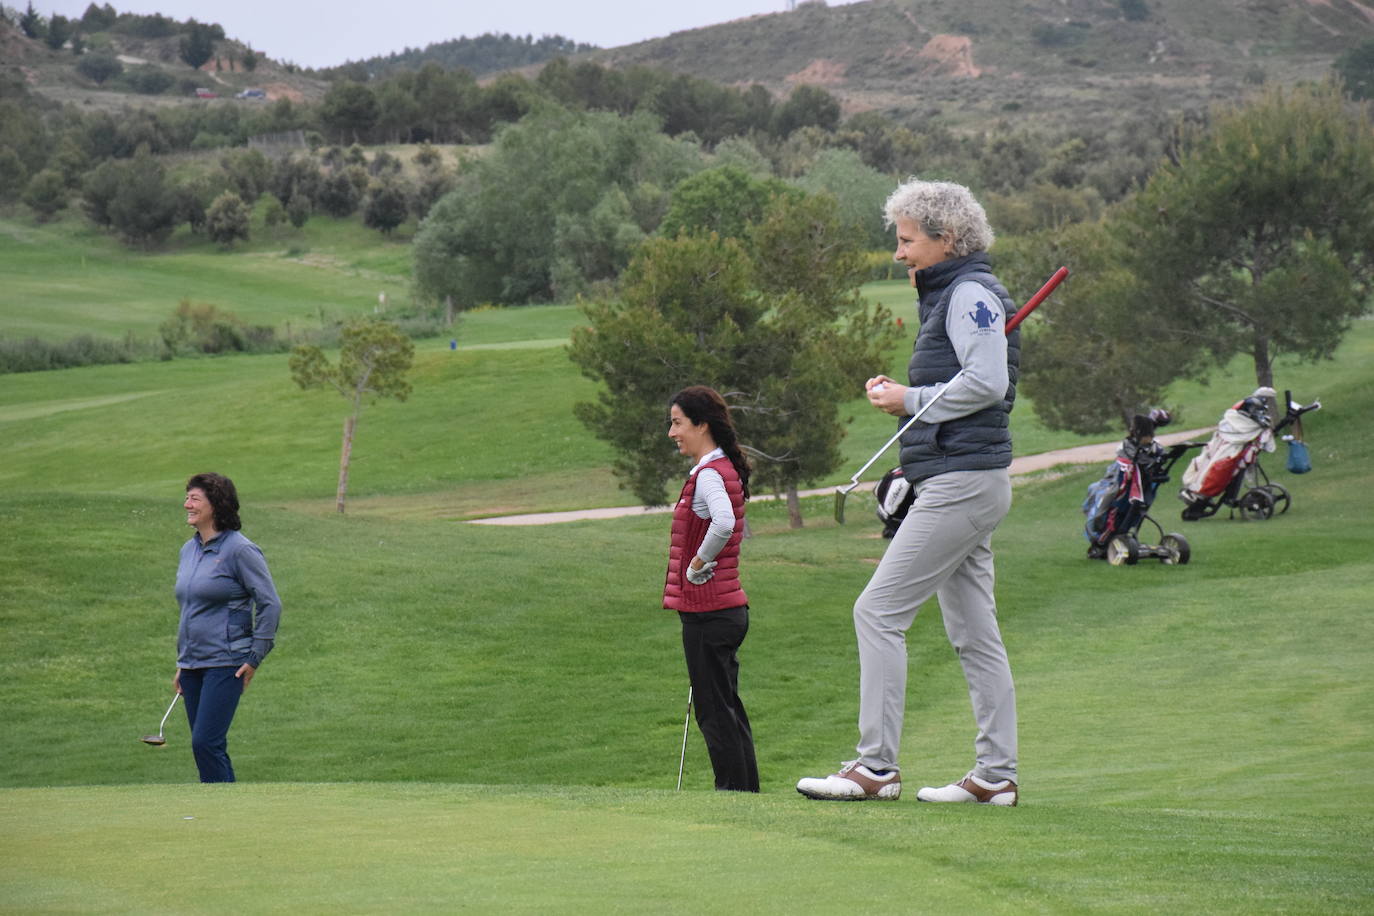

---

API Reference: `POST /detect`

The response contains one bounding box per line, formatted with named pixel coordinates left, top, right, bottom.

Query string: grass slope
left=0, top=213, right=415, bottom=342
left=1, top=265, right=1370, bottom=909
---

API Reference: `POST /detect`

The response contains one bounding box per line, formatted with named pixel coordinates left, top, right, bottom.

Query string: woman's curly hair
left=883, top=179, right=994, bottom=258
left=186, top=472, right=242, bottom=531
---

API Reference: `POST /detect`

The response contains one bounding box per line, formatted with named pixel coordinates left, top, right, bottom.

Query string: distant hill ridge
left=569, top=0, right=1373, bottom=126
left=329, top=33, right=599, bottom=79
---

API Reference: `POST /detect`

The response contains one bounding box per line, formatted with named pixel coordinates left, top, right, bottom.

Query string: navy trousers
left=179, top=666, right=242, bottom=783
left=679, top=606, right=759, bottom=792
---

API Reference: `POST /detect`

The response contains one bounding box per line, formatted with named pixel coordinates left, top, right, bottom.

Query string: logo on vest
left=968, top=300, right=1001, bottom=330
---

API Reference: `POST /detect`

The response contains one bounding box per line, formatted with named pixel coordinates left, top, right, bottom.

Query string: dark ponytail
left=669, top=386, right=751, bottom=500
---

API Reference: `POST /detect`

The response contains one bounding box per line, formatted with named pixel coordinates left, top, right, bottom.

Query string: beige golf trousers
left=853, top=467, right=1018, bottom=783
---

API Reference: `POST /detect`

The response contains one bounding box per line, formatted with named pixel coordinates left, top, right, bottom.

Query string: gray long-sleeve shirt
left=687, top=447, right=735, bottom=563
left=902, top=280, right=1010, bottom=421
left=175, top=529, right=281, bottom=669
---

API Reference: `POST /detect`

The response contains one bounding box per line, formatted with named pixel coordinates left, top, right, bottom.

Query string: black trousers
left=679, top=606, right=759, bottom=792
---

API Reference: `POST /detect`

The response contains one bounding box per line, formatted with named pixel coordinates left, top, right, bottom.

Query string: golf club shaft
left=159, top=693, right=179, bottom=734
left=841, top=375, right=961, bottom=492
left=676, top=686, right=693, bottom=791
left=840, top=266, right=1068, bottom=494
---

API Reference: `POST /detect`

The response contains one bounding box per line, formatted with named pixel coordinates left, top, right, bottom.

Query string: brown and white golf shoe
left=796, top=760, right=902, bottom=801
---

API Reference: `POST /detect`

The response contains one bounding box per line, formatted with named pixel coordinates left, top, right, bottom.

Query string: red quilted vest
left=662, top=456, right=748, bottom=612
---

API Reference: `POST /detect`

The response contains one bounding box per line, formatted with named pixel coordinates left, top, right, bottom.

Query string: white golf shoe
left=915, top=772, right=1018, bottom=806
left=796, top=761, right=901, bottom=801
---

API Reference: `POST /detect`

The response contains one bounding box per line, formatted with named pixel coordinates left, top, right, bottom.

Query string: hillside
left=579, top=0, right=1374, bottom=128
left=8, top=0, right=1372, bottom=131
left=1, top=18, right=330, bottom=111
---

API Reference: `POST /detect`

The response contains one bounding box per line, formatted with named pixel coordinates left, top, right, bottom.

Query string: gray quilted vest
left=897, top=253, right=1020, bottom=483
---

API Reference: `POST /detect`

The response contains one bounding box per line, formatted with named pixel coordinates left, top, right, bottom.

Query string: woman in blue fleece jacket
left=174, top=472, right=281, bottom=783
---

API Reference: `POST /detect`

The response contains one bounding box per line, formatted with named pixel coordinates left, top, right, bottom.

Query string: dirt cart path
left=469, top=428, right=1213, bottom=526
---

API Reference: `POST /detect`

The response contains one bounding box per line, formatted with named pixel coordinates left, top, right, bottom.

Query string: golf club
left=140, top=693, right=179, bottom=746
left=676, top=686, right=693, bottom=791
left=835, top=266, right=1069, bottom=523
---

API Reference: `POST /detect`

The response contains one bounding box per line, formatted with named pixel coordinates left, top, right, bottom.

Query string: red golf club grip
left=1005, top=266, right=1068, bottom=335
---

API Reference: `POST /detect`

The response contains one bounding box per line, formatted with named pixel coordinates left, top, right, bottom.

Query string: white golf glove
left=686, top=559, right=717, bottom=586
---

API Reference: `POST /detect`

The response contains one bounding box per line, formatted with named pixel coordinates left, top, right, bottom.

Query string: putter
left=835, top=267, right=1069, bottom=523
left=140, top=693, right=179, bottom=746
left=675, top=686, right=693, bottom=791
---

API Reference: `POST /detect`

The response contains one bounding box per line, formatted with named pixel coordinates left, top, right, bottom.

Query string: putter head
left=140, top=735, right=166, bottom=746
left=834, top=483, right=859, bottom=524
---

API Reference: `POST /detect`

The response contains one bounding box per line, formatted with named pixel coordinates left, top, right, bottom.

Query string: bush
left=205, top=191, right=251, bottom=248
left=159, top=299, right=277, bottom=355
left=0, top=333, right=165, bottom=375
left=22, top=169, right=68, bottom=221
left=120, top=65, right=175, bottom=95
left=76, top=52, right=123, bottom=85
left=315, top=169, right=360, bottom=217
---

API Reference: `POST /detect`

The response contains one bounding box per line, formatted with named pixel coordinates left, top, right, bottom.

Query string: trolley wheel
left=1107, top=535, right=1140, bottom=566
left=1160, top=533, right=1191, bottom=565
left=1262, top=484, right=1290, bottom=515
left=1239, top=488, right=1275, bottom=521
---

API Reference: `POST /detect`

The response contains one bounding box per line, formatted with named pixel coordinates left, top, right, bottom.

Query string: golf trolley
left=1083, top=416, right=1194, bottom=567
left=1177, top=390, right=1320, bottom=522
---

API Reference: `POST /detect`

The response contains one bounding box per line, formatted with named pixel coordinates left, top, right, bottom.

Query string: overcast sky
left=33, top=1, right=863, bottom=69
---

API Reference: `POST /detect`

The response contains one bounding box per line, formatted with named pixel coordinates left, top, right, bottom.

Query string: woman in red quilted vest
left=664, top=386, right=759, bottom=792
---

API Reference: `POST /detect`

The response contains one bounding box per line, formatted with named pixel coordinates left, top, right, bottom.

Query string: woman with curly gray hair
left=797, top=179, right=1022, bottom=807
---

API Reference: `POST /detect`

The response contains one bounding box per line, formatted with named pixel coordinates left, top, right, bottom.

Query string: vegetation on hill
left=586, top=0, right=1374, bottom=130
left=325, top=32, right=598, bottom=81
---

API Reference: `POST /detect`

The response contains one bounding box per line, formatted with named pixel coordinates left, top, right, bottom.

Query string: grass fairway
left=3, top=221, right=1372, bottom=910
left=2, top=782, right=1368, bottom=913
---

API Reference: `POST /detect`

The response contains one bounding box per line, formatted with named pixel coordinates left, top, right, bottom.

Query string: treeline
left=10, top=2, right=228, bottom=62
left=1, top=50, right=1173, bottom=222
left=327, top=33, right=599, bottom=81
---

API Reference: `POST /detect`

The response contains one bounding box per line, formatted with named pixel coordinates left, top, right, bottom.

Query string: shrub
left=76, top=52, right=123, bottom=85
left=22, top=169, right=67, bottom=221
left=120, top=65, right=175, bottom=95
left=0, top=332, right=164, bottom=375
left=204, top=191, right=251, bottom=248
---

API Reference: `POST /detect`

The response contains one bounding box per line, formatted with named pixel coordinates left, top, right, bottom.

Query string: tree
left=568, top=193, right=897, bottom=526
left=995, top=226, right=1215, bottom=434
left=19, top=2, right=43, bottom=39
left=771, top=84, right=841, bottom=138
left=241, top=48, right=258, bottom=72
left=413, top=107, right=703, bottom=308
left=792, top=148, right=894, bottom=249
left=315, top=169, right=360, bottom=217
left=76, top=51, right=123, bottom=85
left=205, top=190, right=250, bottom=248
left=289, top=320, right=415, bottom=514
left=80, top=3, right=117, bottom=31
left=658, top=165, right=800, bottom=241
left=0, top=149, right=27, bottom=203
left=1120, top=82, right=1374, bottom=394
left=363, top=179, right=409, bottom=235
left=106, top=147, right=180, bottom=248
left=220, top=148, right=271, bottom=203
left=44, top=14, right=70, bottom=49
left=178, top=21, right=216, bottom=69
left=1334, top=39, right=1374, bottom=101
left=286, top=192, right=312, bottom=228
left=319, top=81, right=379, bottom=144
left=22, top=169, right=67, bottom=221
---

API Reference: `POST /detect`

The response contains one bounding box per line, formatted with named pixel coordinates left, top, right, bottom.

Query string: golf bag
left=1177, top=388, right=1319, bottom=522
left=1179, top=397, right=1275, bottom=503
left=874, top=466, right=915, bottom=538
left=1082, top=414, right=1191, bottom=564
